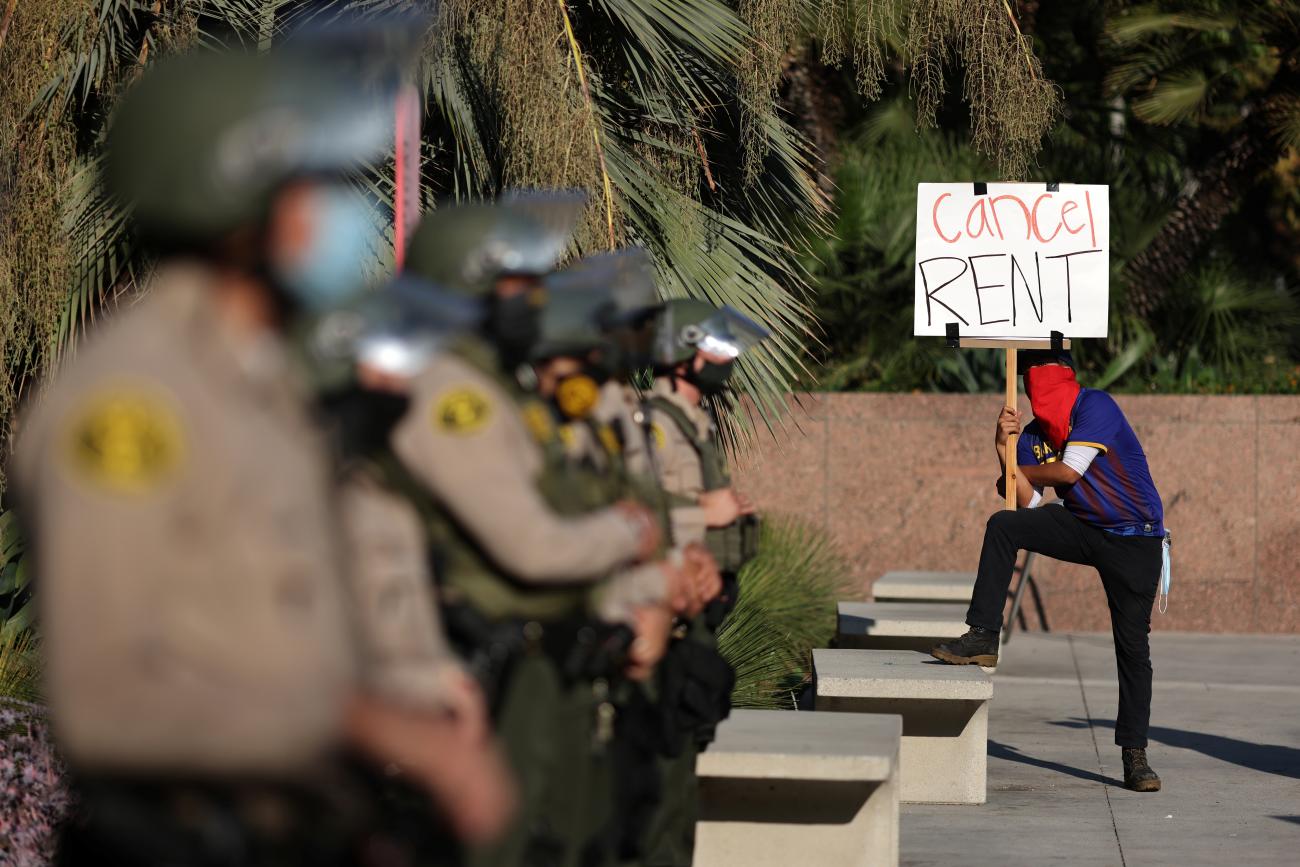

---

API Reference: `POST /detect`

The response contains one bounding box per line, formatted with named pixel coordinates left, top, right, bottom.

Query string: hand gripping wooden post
left=953, top=337, right=1071, bottom=511
left=917, top=181, right=1105, bottom=508
left=1004, top=348, right=1017, bottom=511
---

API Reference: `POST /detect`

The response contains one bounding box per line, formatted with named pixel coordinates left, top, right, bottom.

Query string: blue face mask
left=271, top=185, right=381, bottom=313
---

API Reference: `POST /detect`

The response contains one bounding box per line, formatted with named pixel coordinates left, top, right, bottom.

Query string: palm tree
left=802, top=126, right=1009, bottom=392
left=1, top=0, right=1062, bottom=452
left=424, top=0, right=830, bottom=420
left=1105, top=0, right=1300, bottom=318
left=803, top=0, right=1300, bottom=394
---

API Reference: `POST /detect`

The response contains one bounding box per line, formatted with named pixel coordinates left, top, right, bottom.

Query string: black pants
left=57, top=764, right=460, bottom=867
left=966, top=504, right=1162, bottom=748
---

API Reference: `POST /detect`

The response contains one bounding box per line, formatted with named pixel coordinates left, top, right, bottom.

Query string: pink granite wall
left=732, top=394, right=1300, bottom=633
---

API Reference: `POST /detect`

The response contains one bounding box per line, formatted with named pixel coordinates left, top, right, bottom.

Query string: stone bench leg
left=817, top=697, right=988, bottom=805
left=694, top=765, right=899, bottom=867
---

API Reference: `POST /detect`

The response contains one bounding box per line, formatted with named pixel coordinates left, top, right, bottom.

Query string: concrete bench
left=871, top=570, right=975, bottom=604
left=837, top=601, right=969, bottom=654
left=695, top=708, right=901, bottom=867
left=814, top=649, right=993, bottom=805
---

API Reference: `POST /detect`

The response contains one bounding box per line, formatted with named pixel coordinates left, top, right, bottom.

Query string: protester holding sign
left=930, top=348, right=1166, bottom=793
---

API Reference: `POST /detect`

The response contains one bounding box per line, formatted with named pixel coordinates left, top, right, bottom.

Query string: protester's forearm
left=995, top=457, right=1038, bottom=507
left=1014, top=464, right=1037, bottom=507
left=1021, top=461, right=1081, bottom=489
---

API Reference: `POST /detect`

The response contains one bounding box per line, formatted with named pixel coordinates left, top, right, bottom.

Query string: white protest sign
left=913, top=182, right=1109, bottom=339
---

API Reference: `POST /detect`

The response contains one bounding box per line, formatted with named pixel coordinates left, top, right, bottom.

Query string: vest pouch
left=654, top=635, right=734, bottom=755
left=558, top=622, right=637, bottom=685
left=706, top=514, right=761, bottom=574
left=441, top=602, right=530, bottom=712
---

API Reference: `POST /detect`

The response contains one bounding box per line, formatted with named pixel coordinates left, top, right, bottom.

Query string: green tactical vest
left=390, top=336, right=600, bottom=622
left=645, top=395, right=758, bottom=573
left=561, top=416, right=675, bottom=554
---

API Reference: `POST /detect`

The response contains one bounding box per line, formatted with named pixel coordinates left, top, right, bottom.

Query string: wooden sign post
left=957, top=336, right=1071, bottom=509
left=1005, top=347, right=1016, bottom=511
left=914, top=182, right=1108, bottom=510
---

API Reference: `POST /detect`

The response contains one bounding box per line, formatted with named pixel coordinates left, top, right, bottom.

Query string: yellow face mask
left=555, top=374, right=601, bottom=419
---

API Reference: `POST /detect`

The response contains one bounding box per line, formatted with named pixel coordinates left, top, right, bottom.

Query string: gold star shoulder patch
left=598, top=424, right=622, bottom=456
left=649, top=422, right=668, bottom=451
left=433, top=387, right=492, bottom=435
left=65, top=388, right=186, bottom=493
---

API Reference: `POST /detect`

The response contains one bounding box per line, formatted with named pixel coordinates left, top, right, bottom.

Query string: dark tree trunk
left=1123, top=58, right=1300, bottom=318
left=1122, top=117, right=1268, bottom=319
left=779, top=48, right=844, bottom=193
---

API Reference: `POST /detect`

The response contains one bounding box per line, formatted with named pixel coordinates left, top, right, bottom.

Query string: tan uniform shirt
left=390, top=350, right=642, bottom=584
left=338, top=467, right=460, bottom=711
left=595, top=381, right=649, bottom=475
left=642, top=379, right=710, bottom=545
left=562, top=383, right=673, bottom=622
left=15, top=265, right=357, bottom=777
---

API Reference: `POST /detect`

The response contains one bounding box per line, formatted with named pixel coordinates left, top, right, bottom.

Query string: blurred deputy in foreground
left=15, top=46, right=508, bottom=867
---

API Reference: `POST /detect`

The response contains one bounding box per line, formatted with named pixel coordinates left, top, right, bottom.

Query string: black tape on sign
left=973, top=182, right=988, bottom=196
left=946, top=322, right=960, bottom=348
left=1047, top=182, right=1060, bottom=192
left=1051, top=330, right=1064, bottom=352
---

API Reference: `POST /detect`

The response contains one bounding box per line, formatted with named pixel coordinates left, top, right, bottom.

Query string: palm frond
left=0, top=632, right=40, bottom=703
left=0, top=511, right=34, bottom=648
left=1173, top=263, right=1300, bottom=371
left=1105, top=9, right=1233, bottom=46
left=423, top=0, right=829, bottom=436
left=1104, top=41, right=1195, bottom=95
left=1266, top=91, right=1300, bottom=151
left=27, top=0, right=153, bottom=121
left=55, top=157, right=138, bottom=361
left=1131, top=70, right=1209, bottom=125
left=1093, top=327, right=1155, bottom=390
left=803, top=130, right=1009, bottom=392
left=199, top=0, right=290, bottom=47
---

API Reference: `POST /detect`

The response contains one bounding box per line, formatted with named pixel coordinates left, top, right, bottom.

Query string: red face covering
left=1024, top=365, right=1081, bottom=451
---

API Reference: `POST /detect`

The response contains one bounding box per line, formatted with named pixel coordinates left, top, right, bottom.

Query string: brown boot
left=1122, top=748, right=1162, bottom=792
left=930, top=627, right=999, bottom=667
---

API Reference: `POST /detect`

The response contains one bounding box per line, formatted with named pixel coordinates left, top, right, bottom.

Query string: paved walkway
left=902, top=632, right=1300, bottom=866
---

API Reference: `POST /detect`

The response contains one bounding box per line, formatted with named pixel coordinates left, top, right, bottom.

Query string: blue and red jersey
left=1018, top=389, right=1164, bottom=536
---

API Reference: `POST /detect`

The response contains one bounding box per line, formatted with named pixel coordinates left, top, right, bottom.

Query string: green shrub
left=0, top=511, right=39, bottom=703
left=0, top=511, right=34, bottom=644
left=0, top=632, right=40, bottom=705
left=719, top=513, right=850, bottom=709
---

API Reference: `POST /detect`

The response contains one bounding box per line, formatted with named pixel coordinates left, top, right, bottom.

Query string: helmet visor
left=310, top=275, right=484, bottom=378
left=543, top=247, right=659, bottom=326
left=497, top=189, right=588, bottom=275
left=685, top=306, right=770, bottom=359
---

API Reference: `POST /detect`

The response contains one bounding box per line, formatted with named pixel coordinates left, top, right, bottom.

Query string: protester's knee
left=985, top=510, right=1016, bottom=535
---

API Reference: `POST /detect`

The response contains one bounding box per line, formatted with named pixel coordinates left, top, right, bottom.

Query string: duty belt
left=61, top=765, right=372, bottom=867
left=443, top=603, right=636, bottom=703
